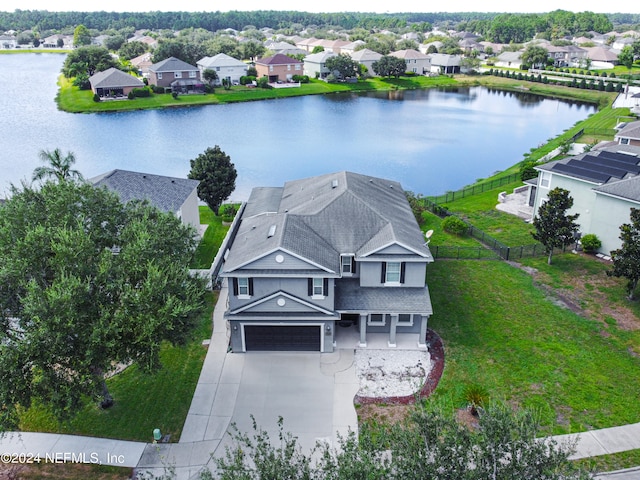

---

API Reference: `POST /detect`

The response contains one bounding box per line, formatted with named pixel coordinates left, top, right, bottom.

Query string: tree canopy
left=325, top=54, right=360, bottom=79
left=0, top=179, right=205, bottom=428
left=213, top=402, right=593, bottom=479
left=532, top=187, right=580, bottom=265
left=32, top=148, right=83, bottom=183
left=521, top=45, right=550, bottom=68
left=608, top=207, right=640, bottom=300
left=188, top=146, right=237, bottom=215
left=72, top=24, right=92, bottom=47
left=618, top=46, right=635, bottom=71
left=62, top=45, right=118, bottom=78
left=372, top=55, right=407, bottom=78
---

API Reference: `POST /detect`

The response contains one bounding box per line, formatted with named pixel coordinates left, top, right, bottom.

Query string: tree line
left=0, top=9, right=621, bottom=44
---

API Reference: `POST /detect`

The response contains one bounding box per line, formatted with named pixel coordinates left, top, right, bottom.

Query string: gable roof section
left=390, top=49, right=429, bottom=60
left=593, top=175, right=640, bottom=204
left=428, top=53, right=461, bottom=66
left=349, top=48, right=382, bottom=62
left=229, top=291, right=337, bottom=316
left=149, top=56, right=198, bottom=73
left=197, top=53, right=247, bottom=69
left=90, top=169, right=199, bottom=213
left=89, top=68, right=144, bottom=89
left=223, top=171, right=432, bottom=275
left=256, top=53, right=302, bottom=66
left=616, top=121, right=640, bottom=141
left=303, top=51, right=336, bottom=63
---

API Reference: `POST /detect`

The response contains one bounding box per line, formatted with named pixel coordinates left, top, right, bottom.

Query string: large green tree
left=73, top=24, right=92, bottom=47
left=521, top=44, right=550, bottom=68
left=188, top=146, right=237, bottom=215
left=372, top=55, right=406, bottom=78
left=608, top=208, right=640, bottom=300
left=325, top=54, right=360, bottom=79
left=32, top=148, right=83, bottom=183
left=62, top=45, right=118, bottom=78
left=532, top=187, right=580, bottom=265
left=618, top=45, right=635, bottom=72
left=0, top=180, right=205, bottom=428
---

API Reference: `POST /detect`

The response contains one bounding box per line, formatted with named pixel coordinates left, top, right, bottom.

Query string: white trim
left=359, top=240, right=429, bottom=258
left=230, top=290, right=336, bottom=315
left=397, top=313, right=414, bottom=327
left=225, top=247, right=337, bottom=274
left=367, top=313, right=386, bottom=326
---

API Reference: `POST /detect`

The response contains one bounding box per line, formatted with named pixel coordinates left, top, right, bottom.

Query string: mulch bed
left=354, top=329, right=445, bottom=406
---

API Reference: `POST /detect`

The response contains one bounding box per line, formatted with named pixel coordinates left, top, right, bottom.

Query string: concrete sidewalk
left=552, top=422, right=640, bottom=460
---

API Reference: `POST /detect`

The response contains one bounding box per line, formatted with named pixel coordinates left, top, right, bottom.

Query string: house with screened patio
left=218, top=171, right=434, bottom=352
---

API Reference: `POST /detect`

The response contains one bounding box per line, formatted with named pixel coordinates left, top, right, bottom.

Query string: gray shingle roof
left=197, top=53, right=247, bottom=69
left=149, top=56, right=198, bottom=73
left=90, top=169, right=199, bottom=213
left=593, top=175, right=640, bottom=203
left=223, top=171, right=432, bottom=274
left=617, top=121, right=640, bottom=141
left=89, top=67, right=144, bottom=89
left=335, top=278, right=433, bottom=314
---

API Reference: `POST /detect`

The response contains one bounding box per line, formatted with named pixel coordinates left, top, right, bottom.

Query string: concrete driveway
left=136, top=286, right=359, bottom=479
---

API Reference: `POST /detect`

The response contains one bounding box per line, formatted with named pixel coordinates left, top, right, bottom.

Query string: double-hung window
left=540, top=171, right=551, bottom=189
left=381, top=262, right=405, bottom=285
left=233, top=277, right=253, bottom=298
left=341, top=255, right=355, bottom=275
left=174, top=71, right=182, bottom=79
left=308, top=278, right=328, bottom=298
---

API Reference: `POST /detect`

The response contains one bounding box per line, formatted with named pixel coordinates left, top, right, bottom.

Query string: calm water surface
left=0, top=54, right=596, bottom=199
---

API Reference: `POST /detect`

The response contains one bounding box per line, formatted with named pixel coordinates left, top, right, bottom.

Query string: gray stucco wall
left=591, top=194, right=637, bottom=254
left=179, top=188, right=200, bottom=229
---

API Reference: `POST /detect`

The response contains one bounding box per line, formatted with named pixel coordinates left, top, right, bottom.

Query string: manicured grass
left=427, top=257, right=640, bottom=435
left=56, top=75, right=457, bottom=113
left=2, top=463, right=132, bottom=480
left=18, top=292, right=216, bottom=442
left=575, top=449, right=640, bottom=474
left=190, top=206, right=230, bottom=269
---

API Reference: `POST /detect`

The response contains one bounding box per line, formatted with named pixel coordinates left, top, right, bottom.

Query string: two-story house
left=197, top=53, right=248, bottom=86
left=531, top=143, right=640, bottom=255
left=148, top=56, right=202, bottom=93
left=219, top=171, right=434, bottom=353
left=255, top=53, right=302, bottom=83
left=390, top=49, right=431, bottom=75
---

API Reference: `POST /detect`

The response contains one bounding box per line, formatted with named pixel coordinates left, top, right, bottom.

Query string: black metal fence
left=427, top=173, right=521, bottom=204
left=423, top=198, right=571, bottom=261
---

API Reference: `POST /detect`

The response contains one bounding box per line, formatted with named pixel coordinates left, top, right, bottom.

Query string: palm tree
left=32, top=148, right=84, bottom=183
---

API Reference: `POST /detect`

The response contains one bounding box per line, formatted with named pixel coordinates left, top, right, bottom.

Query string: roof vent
left=267, top=224, right=277, bottom=238
left=331, top=179, right=339, bottom=189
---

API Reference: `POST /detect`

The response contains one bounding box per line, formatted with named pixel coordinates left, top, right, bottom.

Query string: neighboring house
left=263, top=40, right=307, bottom=56
left=613, top=37, right=636, bottom=51
left=127, top=35, right=158, bottom=49
left=219, top=171, right=434, bottom=353
left=148, top=56, right=203, bottom=93
left=495, top=51, right=523, bottom=69
left=340, top=40, right=366, bottom=56
left=348, top=48, right=382, bottom=76
left=303, top=51, right=337, bottom=78
left=197, top=53, right=248, bottom=86
left=584, top=46, right=619, bottom=69
left=88, top=67, right=145, bottom=98
left=546, top=45, right=588, bottom=67
left=296, top=37, right=320, bottom=52
left=428, top=53, right=461, bottom=74
left=255, top=53, right=302, bottom=82
left=92, top=34, right=109, bottom=46
left=616, top=120, right=640, bottom=147
left=130, top=52, right=154, bottom=76
left=530, top=145, right=640, bottom=254
left=0, top=35, right=17, bottom=49
left=90, top=169, right=201, bottom=229
left=42, top=34, right=72, bottom=48
left=390, top=49, right=431, bottom=74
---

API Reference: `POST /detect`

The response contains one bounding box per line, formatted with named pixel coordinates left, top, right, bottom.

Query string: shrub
left=520, top=160, right=538, bottom=181
left=92, top=93, right=100, bottom=102
left=240, top=75, right=256, bottom=85
left=325, top=73, right=338, bottom=83
left=127, top=91, right=134, bottom=100
left=257, top=76, right=271, bottom=88
left=291, top=74, right=309, bottom=83
left=580, top=234, right=601, bottom=253
left=442, top=216, right=468, bottom=236
left=463, top=384, right=489, bottom=415
left=171, top=91, right=178, bottom=99
left=246, top=66, right=257, bottom=77
left=131, top=87, right=151, bottom=97
left=151, top=85, right=165, bottom=94
left=610, top=72, right=616, bottom=78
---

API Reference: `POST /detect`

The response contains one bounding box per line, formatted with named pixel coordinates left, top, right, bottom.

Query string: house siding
left=178, top=187, right=200, bottom=229
left=228, top=277, right=335, bottom=311
left=591, top=194, right=637, bottom=254
left=359, top=261, right=426, bottom=287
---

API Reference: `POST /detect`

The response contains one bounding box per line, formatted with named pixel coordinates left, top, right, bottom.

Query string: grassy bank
left=190, top=206, right=230, bottom=269
left=427, top=256, right=640, bottom=435
left=56, top=75, right=457, bottom=113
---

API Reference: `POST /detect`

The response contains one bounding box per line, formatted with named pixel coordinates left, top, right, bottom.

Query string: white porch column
left=388, top=314, right=398, bottom=348
left=359, top=314, right=367, bottom=348
left=418, top=314, right=429, bottom=349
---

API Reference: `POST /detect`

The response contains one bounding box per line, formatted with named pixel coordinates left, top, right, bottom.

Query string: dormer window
left=341, top=255, right=356, bottom=275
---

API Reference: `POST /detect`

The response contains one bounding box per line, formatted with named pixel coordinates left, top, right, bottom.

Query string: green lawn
left=427, top=257, right=640, bottom=435
left=190, top=206, right=231, bottom=269
left=56, top=75, right=457, bottom=113
left=18, top=292, right=216, bottom=442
